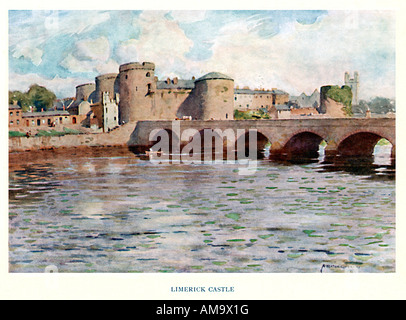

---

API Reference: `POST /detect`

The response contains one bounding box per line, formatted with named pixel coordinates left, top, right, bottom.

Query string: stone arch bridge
left=128, top=118, right=395, bottom=158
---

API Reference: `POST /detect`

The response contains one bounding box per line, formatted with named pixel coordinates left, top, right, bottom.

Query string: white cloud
left=74, top=37, right=110, bottom=62
left=96, top=59, right=120, bottom=75
left=195, top=10, right=395, bottom=99
left=12, top=42, right=43, bottom=66
left=60, top=54, right=94, bottom=74
left=60, top=36, right=117, bottom=74
left=115, top=39, right=139, bottom=64
left=122, top=11, right=194, bottom=77
left=9, top=11, right=112, bottom=68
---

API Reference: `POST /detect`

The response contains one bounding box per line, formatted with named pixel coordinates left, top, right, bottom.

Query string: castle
left=69, top=62, right=236, bottom=132
left=9, top=64, right=363, bottom=133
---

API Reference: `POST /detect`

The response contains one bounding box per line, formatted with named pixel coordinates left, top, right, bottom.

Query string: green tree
left=368, top=97, right=395, bottom=114
left=9, top=85, right=57, bottom=112
left=27, top=84, right=56, bottom=111
left=8, top=90, right=30, bottom=111
left=322, top=85, right=353, bottom=116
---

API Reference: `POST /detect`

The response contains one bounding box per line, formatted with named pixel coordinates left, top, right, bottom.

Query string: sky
left=8, top=10, right=396, bottom=100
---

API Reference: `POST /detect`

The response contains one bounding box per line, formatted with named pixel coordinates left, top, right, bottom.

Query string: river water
left=8, top=145, right=395, bottom=273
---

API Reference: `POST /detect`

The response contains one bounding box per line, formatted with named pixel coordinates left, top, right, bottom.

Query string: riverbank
left=8, top=122, right=137, bottom=153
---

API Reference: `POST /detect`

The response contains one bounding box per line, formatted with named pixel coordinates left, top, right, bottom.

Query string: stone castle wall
left=95, top=73, right=119, bottom=103
left=75, top=61, right=235, bottom=124
left=118, top=62, right=156, bottom=122
left=194, top=77, right=234, bottom=120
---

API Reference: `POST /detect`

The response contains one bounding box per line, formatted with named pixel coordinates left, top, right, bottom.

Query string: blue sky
left=8, top=10, right=396, bottom=100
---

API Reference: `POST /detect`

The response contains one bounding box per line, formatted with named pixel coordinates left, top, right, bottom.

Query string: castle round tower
left=95, top=73, right=119, bottom=103
left=118, top=62, right=156, bottom=123
left=75, top=83, right=95, bottom=102
left=194, top=72, right=234, bottom=120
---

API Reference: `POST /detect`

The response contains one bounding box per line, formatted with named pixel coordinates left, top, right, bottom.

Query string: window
left=10, top=112, right=13, bottom=117
left=37, top=119, right=40, bottom=126
left=72, top=117, right=77, bottom=124
left=226, top=113, right=228, bottom=119
left=10, top=120, right=13, bottom=126
left=146, top=72, right=151, bottom=77
left=17, top=120, right=20, bottom=125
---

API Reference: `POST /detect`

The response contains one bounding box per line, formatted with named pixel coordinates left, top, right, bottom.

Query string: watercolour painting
left=6, top=7, right=398, bottom=285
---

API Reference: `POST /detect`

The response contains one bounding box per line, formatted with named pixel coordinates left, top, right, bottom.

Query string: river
left=8, top=144, right=395, bottom=273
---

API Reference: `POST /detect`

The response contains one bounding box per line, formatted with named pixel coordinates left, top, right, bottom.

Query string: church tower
left=344, top=71, right=359, bottom=105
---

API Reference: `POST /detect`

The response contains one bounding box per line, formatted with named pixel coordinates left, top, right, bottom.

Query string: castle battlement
left=119, top=62, right=155, bottom=72
left=96, top=73, right=119, bottom=81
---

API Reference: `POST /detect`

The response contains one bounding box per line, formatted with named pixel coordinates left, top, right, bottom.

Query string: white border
left=1, top=0, right=406, bottom=300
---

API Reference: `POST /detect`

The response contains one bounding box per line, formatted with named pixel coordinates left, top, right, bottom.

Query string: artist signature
left=320, top=263, right=360, bottom=273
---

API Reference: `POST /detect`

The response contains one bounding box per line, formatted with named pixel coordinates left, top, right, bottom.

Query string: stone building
left=319, top=85, right=351, bottom=118
left=234, top=87, right=289, bottom=112
left=89, top=91, right=119, bottom=132
left=73, top=61, right=236, bottom=127
left=344, top=71, right=359, bottom=106
left=9, top=103, right=23, bottom=128
left=22, top=110, right=79, bottom=127
left=290, top=89, right=320, bottom=109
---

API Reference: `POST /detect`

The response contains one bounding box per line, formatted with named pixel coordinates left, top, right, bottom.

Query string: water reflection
left=9, top=145, right=395, bottom=273
left=134, top=144, right=395, bottom=180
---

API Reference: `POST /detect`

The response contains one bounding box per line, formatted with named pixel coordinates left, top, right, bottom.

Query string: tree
left=9, top=85, right=57, bottom=112
left=368, top=97, right=395, bottom=114
left=27, top=84, right=56, bottom=111
left=321, top=85, right=353, bottom=116
left=8, top=90, right=31, bottom=112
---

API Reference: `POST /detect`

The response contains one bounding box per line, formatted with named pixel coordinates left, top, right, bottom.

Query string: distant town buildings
left=290, top=89, right=320, bottom=109
left=234, top=87, right=289, bottom=114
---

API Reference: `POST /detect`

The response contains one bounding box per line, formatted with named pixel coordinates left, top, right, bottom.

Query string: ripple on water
left=8, top=148, right=395, bottom=273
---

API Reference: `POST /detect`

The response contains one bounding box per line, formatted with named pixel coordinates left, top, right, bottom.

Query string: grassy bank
left=9, top=127, right=83, bottom=138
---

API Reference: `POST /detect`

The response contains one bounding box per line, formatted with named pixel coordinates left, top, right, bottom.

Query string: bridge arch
left=337, top=130, right=395, bottom=157
left=235, top=129, right=272, bottom=156
left=280, top=130, right=327, bottom=157
left=185, top=128, right=231, bottom=153
left=148, top=127, right=180, bottom=153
